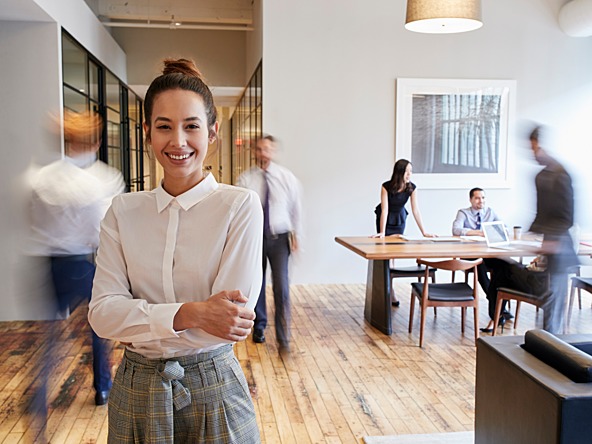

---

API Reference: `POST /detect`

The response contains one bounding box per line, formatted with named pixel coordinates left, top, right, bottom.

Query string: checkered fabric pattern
left=108, top=345, right=260, bottom=443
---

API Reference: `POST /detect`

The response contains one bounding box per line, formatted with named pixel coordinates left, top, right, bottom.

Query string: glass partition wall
left=230, top=62, right=262, bottom=184
left=62, top=31, right=154, bottom=192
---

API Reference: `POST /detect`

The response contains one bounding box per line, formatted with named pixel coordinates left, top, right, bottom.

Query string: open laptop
left=482, top=221, right=541, bottom=250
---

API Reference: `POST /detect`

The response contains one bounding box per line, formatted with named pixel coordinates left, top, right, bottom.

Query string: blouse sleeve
left=211, top=190, right=263, bottom=310
left=88, top=198, right=184, bottom=343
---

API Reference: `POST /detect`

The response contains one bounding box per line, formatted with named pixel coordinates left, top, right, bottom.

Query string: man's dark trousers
left=254, top=233, right=291, bottom=346
left=50, top=255, right=112, bottom=393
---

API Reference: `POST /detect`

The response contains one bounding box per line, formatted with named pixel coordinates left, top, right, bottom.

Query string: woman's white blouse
left=88, top=174, right=263, bottom=359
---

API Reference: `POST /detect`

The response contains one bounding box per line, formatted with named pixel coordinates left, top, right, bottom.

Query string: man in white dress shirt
left=28, top=111, right=125, bottom=407
left=451, top=188, right=510, bottom=320
left=237, top=135, right=302, bottom=352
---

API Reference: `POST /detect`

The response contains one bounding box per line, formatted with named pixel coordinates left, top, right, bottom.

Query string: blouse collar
left=155, top=173, right=219, bottom=213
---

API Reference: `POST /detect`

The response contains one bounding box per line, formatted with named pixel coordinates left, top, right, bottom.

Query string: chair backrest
left=417, top=258, right=482, bottom=272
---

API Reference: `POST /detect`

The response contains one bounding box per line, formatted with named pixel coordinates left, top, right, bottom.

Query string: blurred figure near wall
left=485, top=125, right=578, bottom=334
left=528, top=125, right=578, bottom=333
left=237, top=135, right=303, bottom=353
left=24, top=110, right=124, bottom=438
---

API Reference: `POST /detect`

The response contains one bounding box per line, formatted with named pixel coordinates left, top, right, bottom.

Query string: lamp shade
left=405, top=0, right=482, bottom=34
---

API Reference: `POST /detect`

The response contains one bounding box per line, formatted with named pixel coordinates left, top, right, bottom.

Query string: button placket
left=163, top=201, right=180, bottom=303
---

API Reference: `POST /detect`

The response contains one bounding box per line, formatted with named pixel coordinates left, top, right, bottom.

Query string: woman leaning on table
left=372, top=159, right=436, bottom=307
left=373, top=158, right=435, bottom=238
left=88, top=58, right=262, bottom=443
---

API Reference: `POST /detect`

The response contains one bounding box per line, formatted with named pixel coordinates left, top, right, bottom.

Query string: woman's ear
left=143, top=121, right=151, bottom=144
left=208, top=121, right=220, bottom=144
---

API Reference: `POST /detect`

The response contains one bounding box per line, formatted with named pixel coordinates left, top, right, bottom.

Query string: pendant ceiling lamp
left=405, top=0, right=483, bottom=34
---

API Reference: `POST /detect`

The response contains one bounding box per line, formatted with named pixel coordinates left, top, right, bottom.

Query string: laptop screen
left=482, top=221, right=509, bottom=246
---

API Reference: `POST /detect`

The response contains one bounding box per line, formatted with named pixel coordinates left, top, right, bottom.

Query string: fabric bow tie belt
left=157, top=360, right=192, bottom=411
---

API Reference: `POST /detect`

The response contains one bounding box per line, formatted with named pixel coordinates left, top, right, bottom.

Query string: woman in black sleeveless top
left=373, top=159, right=435, bottom=306
left=374, top=159, right=434, bottom=237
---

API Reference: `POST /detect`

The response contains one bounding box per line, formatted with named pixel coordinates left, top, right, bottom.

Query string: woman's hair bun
left=162, top=58, right=204, bottom=80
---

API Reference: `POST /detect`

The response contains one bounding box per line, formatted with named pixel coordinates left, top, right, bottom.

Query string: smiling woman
left=88, top=58, right=263, bottom=443
left=147, top=89, right=216, bottom=195
left=143, top=59, right=220, bottom=196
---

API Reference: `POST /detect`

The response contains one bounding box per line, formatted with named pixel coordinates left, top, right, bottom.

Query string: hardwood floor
left=2, top=279, right=592, bottom=443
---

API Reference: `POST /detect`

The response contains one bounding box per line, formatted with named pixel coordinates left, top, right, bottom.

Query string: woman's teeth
left=168, top=153, right=191, bottom=160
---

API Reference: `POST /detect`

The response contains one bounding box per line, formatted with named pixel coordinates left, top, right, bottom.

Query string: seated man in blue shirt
left=452, top=188, right=512, bottom=318
left=452, top=187, right=500, bottom=238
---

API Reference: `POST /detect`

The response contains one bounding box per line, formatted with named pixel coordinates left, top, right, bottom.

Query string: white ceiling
left=83, top=0, right=253, bottom=31
left=83, top=0, right=254, bottom=105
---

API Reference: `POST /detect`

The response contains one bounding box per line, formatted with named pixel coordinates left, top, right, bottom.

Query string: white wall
left=0, top=1, right=127, bottom=320
left=0, top=21, right=63, bottom=320
left=262, top=0, right=592, bottom=284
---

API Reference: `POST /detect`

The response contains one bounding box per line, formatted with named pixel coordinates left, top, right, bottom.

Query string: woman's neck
left=163, top=172, right=206, bottom=196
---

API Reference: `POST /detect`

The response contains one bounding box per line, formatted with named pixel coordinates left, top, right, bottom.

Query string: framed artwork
left=396, top=78, right=517, bottom=189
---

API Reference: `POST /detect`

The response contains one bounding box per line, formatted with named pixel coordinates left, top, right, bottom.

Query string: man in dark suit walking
left=484, top=126, right=578, bottom=334
left=527, top=126, right=578, bottom=333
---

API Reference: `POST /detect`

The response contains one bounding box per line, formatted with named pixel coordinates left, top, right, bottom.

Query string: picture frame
left=395, top=78, right=517, bottom=189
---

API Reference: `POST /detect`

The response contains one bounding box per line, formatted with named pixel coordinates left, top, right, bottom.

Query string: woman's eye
left=186, top=124, right=200, bottom=130
left=156, top=124, right=170, bottom=130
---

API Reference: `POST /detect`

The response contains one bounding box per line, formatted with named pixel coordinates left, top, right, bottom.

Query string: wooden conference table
left=335, top=236, right=592, bottom=335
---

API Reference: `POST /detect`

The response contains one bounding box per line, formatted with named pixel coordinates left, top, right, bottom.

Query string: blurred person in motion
left=483, top=125, right=578, bottom=334
left=526, top=125, right=578, bottom=333
left=27, top=110, right=124, bottom=411
left=88, top=58, right=262, bottom=443
left=237, top=135, right=303, bottom=353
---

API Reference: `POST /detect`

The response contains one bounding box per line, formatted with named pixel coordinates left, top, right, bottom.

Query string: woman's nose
left=170, top=129, right=186, bottom=147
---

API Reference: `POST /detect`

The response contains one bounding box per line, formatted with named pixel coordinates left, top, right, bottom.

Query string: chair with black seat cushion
left=492, top=287, right=545, bottom=335
left=390, top=263, right=436, bottom=305
left=494, top=265, right=576, bottom=327
left=568, top=276, right=592, bottom=326
left=409, top=258, right=482, bottom=347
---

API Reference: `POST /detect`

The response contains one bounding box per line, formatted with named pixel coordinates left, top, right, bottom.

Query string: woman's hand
left=422, top=232, right=438, bottom=238
left=173, top=290, right=256, bottom=342
left=371, top=232, right=385, bottom=238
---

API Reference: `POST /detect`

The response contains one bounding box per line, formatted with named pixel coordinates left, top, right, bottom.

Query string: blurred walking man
left=238, top=135, right=302, bottom=353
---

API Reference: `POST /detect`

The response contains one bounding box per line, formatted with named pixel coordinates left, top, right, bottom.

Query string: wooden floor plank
left=1, top=278, right=592, bottom=444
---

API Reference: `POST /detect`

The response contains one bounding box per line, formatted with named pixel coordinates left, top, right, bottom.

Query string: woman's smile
left=166, top=152, right=194, bottom=161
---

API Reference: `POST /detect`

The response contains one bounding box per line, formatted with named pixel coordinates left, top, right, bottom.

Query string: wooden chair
left=567, top=266, right=583, bottom=309
left=390, top=262, right=436, bottom=305
left=567, top=276, right=592, bottom=326
left=409, top=258, right=482, bottom=347
left=492, top=287, right=547, bottom=336
left=493, top=268, right=580, bottom=332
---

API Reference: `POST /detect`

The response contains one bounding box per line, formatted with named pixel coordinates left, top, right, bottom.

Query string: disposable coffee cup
left=513, top=226, right=522, bottom=240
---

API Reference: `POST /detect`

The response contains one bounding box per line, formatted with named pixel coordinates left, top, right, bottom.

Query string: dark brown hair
left=388, top=159, right=413, bottom=193
left=144, top=58, right=217, bottom=135
left=469, top=187, right=484, bottom=199
left=261, top=134, right=276, bottom=144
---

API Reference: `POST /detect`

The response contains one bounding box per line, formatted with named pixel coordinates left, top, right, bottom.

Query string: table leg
left=364, top=259, right=392, bottom=335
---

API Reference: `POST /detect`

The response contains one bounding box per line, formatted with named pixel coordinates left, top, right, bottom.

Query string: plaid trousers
left=108, top=345, right=260, bottom=443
